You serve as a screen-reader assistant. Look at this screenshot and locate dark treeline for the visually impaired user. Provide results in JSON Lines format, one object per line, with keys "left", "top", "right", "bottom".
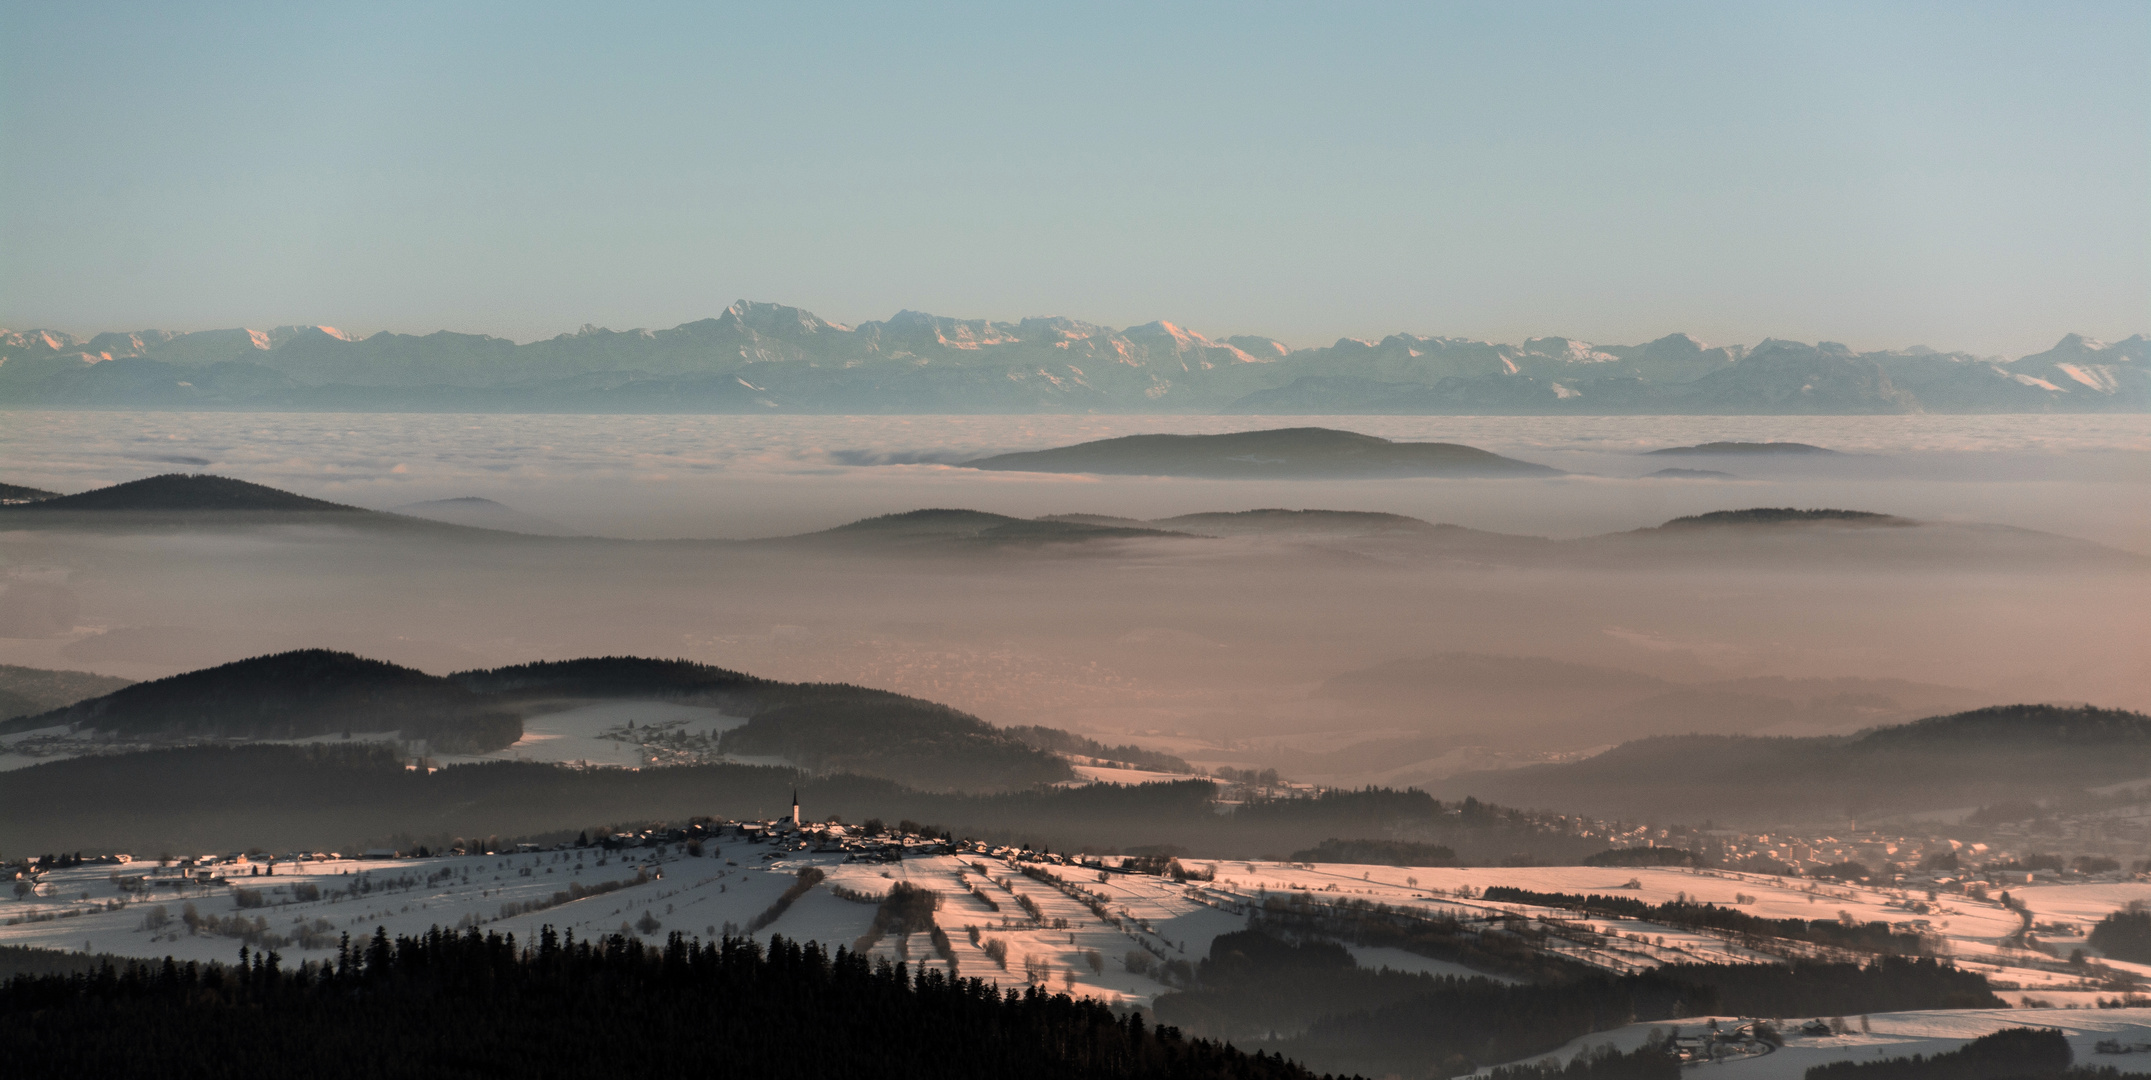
{"left": 1287, "top": 838, "right": 1458, "bottom": 866}
{"left": 1252, "top": 892, "right": 1602, "bottom": 982}
{"left": 1488, "top": 1044, "right": 1679, "bottom": 1080}
{"left": 0, "top": 944, "right": 134, "bottom": 981}
{"left": 1002, "top": 724, "right": 1194, "bottom": 773}
{"left": 1480, "top": 888, "right": 1935, "bottom": 955}
{"left": 465, "top": 656, "right": 1077, "bottom": 789}
{"left": 719, "top": 698, "right": 1072, "bottom": 791}
{"left": 1582, "top": 848, "right": 1696, "bottom": 867}
{"left": 1804, "top": 1028, "right": 2119, "bottom": 1080}
{"left": 0, "top": 928, "right": 1343, "bottom": 1080}
{"left": 1157, "top": 930, "right": 1999, "bottom": 1080}
{"left": 0, "top": 744, "right": 1598, "bottom": 864}
{"left": 2086, "top": 910, "right": 2151, "bottom": 964}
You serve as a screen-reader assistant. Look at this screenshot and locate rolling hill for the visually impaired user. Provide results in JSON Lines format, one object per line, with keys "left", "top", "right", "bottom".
{"left": 9, "top": 652, "right": 1080, "bottom": 792}
{"left": 3, "top": 650, "right": 521, "bottom": 754}
{"left": 1442, "top": 704, "right": 2151, "bottom": 825}
{"left": 1646, "top": 441, "right": 1838, "bottom": 456}
{"left": 960, "top": 428, "right": 1562, "bottom": 478}
{"left": 3, "top": 473, "right": 362, "bottom": 512}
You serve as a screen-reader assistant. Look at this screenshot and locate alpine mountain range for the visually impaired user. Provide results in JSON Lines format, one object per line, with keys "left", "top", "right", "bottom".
{"left": 1, "top": 300, "right": 2143, "bottom": 414}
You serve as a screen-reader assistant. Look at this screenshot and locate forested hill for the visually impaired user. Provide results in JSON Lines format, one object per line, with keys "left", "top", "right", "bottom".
{"left": 1445, "top": 704, "right": 2151, "bottom": 824}
{"left": 1, "top": 473, "right": 362, "bottom": 512}
{"left": 3, "top": 652, "right": 1076, "bottom": 793}
{"left": 2, "top": 650, "right": 519, "bottom": 754}
{"left": 0, "top": 930, "right": 1337, "bottom": 1080}
{"left": 452, "top": 656, "right": 1078, "bottom": 791}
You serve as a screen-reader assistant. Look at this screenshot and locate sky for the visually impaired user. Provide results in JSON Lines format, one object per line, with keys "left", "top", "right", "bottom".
{"left": 2, "top": 1, "right": 2145, "bottom": 355}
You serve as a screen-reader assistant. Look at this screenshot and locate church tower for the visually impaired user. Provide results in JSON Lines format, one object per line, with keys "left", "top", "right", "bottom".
{"left": 790, "top": 789, "right": 800, "bottom": 828}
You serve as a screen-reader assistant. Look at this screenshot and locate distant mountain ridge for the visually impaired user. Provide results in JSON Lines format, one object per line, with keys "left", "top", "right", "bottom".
{"left": 2, "top": 302, "right": 2141, "bottom": 413}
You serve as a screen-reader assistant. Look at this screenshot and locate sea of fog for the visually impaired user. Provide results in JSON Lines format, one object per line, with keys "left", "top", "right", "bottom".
{"left": 4, "top": 412, "right": 2148, "bottom": 551}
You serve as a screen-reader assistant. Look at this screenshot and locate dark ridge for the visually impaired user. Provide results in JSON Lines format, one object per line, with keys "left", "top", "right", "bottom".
{"left": 719, "top": 698, "right": 1074, "bottom": 792}
{"left": 1148, "top": 509, "right": 1443, "bottom": 535}
{"left": 448, "top": 656, "right": 765, "bottom": 699}
{"left": 819, "top": 508, "right": 1024, "bottom": 536}
{"left": 961, "top": 428, "right": 1562, "bottom": 479}
{"left": 1036, "top": 513, "right": 1154, "bottom": 528}
{"left": 1852, "top": 703, "right": 2151, "bottom": 750}
{"left": 1645, "top": 441, "right": 1838, "bottom": 456}
{"left": 461, "top": 656, "right": 1078, "bottom": 791}
{"left": 406, "top": 496, "right": 508, "bottom": 508}
{"left": 794, "top": 508, "right": 1186, "bottom": 545}
{"left": 1806, "top": 1027, "right": 2072, "bottom": 1080}
{"left": 1, "top": 473, "right": 362, "bottom": 512}
{"left": 1643, "top": 468, "right": 1735, "bottom": 479}
{"left": 0, "top": 944, "right": 138, "bottom": 980}
{"left": 1657, "top": 508, "right": 1910, "bottom": 528}
{"left": 2, "top": 649, "right": 519, "bottom": 753}
{"left": 975, "top": 519, "right": 1184, "bottom": 541}
{"left": 1444, "top": 703, "right": 2151, "bottom": 824}
{"left": 1287, "top": 837, "right": 1457, "bottom": 866}
{"left": 0, "top": 481, "right": 58, "bottom": 503}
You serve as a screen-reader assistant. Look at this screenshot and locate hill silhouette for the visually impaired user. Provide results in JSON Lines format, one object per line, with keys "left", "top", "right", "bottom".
{"left": 3, "top": 473, "right": 361, "bottom": 512}
{"left": 4, "top": 649, "right": 519, "bottom": 753}
{"left": 786, "top": 508, "right": 1186, "bottom": 547}
{"left": 0, "top": 481, "right": 57, "bottom": 503}
{"left": 1445, "top": 703, "right": 2151, "bottom": 825}
{"left": 1149, "top": 509, "right": 1452, "bottom": 536}
{"left": 1655, "top": 508, "right": 1910, "bottom": 528}
{"left": 1646, "top": 441, "right": 1837, "bottom": 455}
{"left": 0, "top": 664, "right": 132, "bottom": 722}
{"left": 962, "top": 428, "right": 1561, "bottom": 479}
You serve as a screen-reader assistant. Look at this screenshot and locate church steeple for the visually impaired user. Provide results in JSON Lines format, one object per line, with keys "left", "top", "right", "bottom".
{"left": 790, "top": 789, "right": 800, "bottom": 827}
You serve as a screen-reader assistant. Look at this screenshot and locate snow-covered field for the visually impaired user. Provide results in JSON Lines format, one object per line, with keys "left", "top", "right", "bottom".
{"left": 440, "top": 700, "right": 746, "bottom": 768}
{"left": 1493, "top": 1009, "right": 2151, "bottom": 1080}
{"left": 10, "top": 847, "right": 2151, "bottom": 1071}
{"left": 0, "top": 699, "right": 753, "bottom": 773}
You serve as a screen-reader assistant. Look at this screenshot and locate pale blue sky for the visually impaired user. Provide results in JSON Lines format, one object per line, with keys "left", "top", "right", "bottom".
{"left": 3, "top": 1, "right": 2144, "bottom": 354}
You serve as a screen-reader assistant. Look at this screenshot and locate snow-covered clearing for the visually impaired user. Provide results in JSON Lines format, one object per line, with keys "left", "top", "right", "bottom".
{"left": 438, "top": 700, "right": 745, "bottom": 768}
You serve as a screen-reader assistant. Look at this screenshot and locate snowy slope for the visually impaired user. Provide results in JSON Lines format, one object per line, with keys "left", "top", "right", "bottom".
{"left": 10, "top": 847, "right": 2151, "bottom": 1017}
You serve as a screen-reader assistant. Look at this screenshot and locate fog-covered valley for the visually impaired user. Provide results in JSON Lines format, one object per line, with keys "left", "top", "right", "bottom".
{"left": 2, "top": 413, "right": 2145, "bottom": 803}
